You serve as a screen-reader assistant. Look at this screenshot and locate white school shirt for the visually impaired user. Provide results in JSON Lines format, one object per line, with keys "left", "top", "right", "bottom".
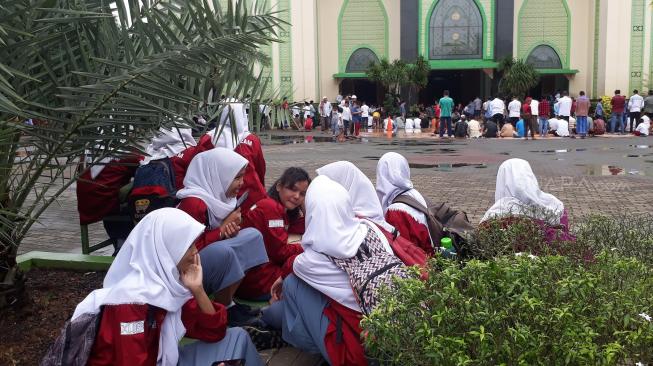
{"left": 508, "top": 100, "right": 521, "bottom": 118}
{"left": 530, "top": 99, "right": 539, "bottom": 116}
{"left": 361, "top": 104, "right": 369, "bottom": 118}
{"left": 490, "top": 98, "right": 505, "bottom": 116}
{"left": 341, "top": 106, "right": 352, "bottom": 121}
{"left": 558, "top": 96, "right": 572, "bottom": 117}
{"left": 629, "top": 94, "right": 644, "bottom": 112}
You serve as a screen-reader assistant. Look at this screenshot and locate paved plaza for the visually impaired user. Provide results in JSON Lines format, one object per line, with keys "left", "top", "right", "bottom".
{"left": 20, "top": 131, "right": 653, "bottom": 255}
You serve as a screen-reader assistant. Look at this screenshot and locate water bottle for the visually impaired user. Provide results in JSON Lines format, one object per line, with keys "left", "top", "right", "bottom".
{"left": 439, "top": 237, "right": 457, "bottom": 259}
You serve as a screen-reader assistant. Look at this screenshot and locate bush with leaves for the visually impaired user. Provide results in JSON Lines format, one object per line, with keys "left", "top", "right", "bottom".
{"left": 574, "top": 214, "right": 653, "bottom": 267}
{"left": 600, "top": 95, "right": 613, "bottom": 119}
{"left": 363, "top": 254, "right": 653, "bottom": 365}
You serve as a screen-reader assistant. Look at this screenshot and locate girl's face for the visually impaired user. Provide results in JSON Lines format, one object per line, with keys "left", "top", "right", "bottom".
{"left": 177, "top": 244, "right": 198, "bottom": 274}
{"left": 276, "top": 180, "right": 309, "bottom": 211}
{"left": 226, "top": 166, "right": 247, "bottom": 198}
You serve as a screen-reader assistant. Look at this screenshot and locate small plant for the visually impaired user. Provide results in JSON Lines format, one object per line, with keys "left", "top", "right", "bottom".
{"left": 363, "top": 254, "right": 653, "bottom": 365}
{"left": 601, "top": 95, "right": 613, "bottom": 119}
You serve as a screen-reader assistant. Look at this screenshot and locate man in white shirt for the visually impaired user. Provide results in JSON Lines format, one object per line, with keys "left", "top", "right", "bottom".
{"left": 341, "top": 104, "right": 352, "bottom": 137}
{"left": 468, "top": 118, "right": 482, "bottom": 138}
{"left": 555, "top": 118, "right": 570, "bottom": 137}
{"left": 361, "top": 101, "right": 370, "bottom": 127}
{"left": 557, "top": 91, "right": 572, "bottom": 121}
{"left": 489, "top": 97, "right": 506, "bottom": 126}
{"left": 628, "top": 89, "right": 644, "bottom": 133}
{"left": 508, "top": 96, "right": 521, "bottom": 127}
{"left": 548, "top": 117, "right": 559, "bottom": 134}
{"left": 320, "top": 96, "right": 332, "bottom": 132}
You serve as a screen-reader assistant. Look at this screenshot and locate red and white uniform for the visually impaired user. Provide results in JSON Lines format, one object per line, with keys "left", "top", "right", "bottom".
{"left": 385, "top": 202, "right": 432, "bottom": 256}
{"left": 376, "top": 152, "right": 434, "bottom": 256}
{"left": 76, "top": 155, "right": 140, "bottom": 225}
{"left": 88, "top": 299, "right": 226, "bottom": 366}
{"left": 200, "top": 101, "right": 267, "bottom": 213}
{"left": 239, "top": 197, "right": 304, "bottom": 299}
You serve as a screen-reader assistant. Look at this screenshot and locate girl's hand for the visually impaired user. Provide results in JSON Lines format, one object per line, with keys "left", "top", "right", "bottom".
{"left": 269, "top": 276, "right": 284, "bottom": 304}
{"left": 220, "top": 221, "right": 240, "bottom": 239}
{"left": 181, "top": 253, "right": 203, "bottom": 293}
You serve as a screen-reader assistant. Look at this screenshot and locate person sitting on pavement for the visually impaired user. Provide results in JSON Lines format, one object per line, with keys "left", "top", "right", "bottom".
{"left": 454, "top": 115, "right": 469, "bottom": 138}
{"left": 481, "top": 159, "right": 575, "bottom": 245}
{"left": 500, "top": 122, "right": 517, "bottom": 138}
{"left": 239, "top": 167, "right": 310, "bottom": 301}
{"left": 467, "top": 116, "right": 482, "bottom": 138}
{"left": 65, "top": 208, "right": 263, "bottom": 366}
{"left": 483, "top": 119, "right": 499, "bottom": 138}
{"left": 554, "top": 117, "right": 570, "bottom": 137}
{"left": 176, "top": 148, "right": 269, "bottom": 327}
{"left": 404, "top": 116, "right": 415, "bottom": 133}
{"left": 376, "top": 152, "right": 434, "bottom": 256}
{"left": 635, "top": 115, "right": 651, "bottom": 136}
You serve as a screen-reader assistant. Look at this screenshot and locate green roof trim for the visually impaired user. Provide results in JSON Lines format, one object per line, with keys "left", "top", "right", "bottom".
{"left": 333, "top": 72, "right": 368, "bottom": 79}
{"left": 536, "top": 68, "right": 579, "bottom": 75}
{"left": 428, "top": 60, "right": 498, "bottom": 70}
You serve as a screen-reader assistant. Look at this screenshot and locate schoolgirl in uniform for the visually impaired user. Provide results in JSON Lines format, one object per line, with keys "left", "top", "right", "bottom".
{"left": 176, "top": 148, "right": 269, "bottom": 325}
{"left": 71, "top": 208, "right": 262, "bottom": 366}
{"left": 376, "top": 152, "right": 434, "bottom": 255}
{"left": 266, "top": 176, "right": 401, "bottom": 365}
{"left": 199, "top": 102, "right": 267, "bottom": 212}
{"left": 238, "top": 167, "right": 310, "bottom": 300}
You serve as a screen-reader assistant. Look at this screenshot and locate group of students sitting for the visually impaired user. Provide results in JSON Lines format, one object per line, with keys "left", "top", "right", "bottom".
{"left": 59, "top": 106, "right": 574, "bottom": 364}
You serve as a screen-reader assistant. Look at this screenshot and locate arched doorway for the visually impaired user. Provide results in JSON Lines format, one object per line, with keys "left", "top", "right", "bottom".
{"left": 339, "top": 48, "right": 383, "bottom": 105}
{"left": 527, "top": 45, "right": 568, "bottom": 99}
{"left": 429, "top": 0, "right": 483, "bottom": 60}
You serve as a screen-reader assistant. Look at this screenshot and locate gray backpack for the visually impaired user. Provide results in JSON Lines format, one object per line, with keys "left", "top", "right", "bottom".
{"left": 40, "top": 309, "right": 103, "bottom": 366}
{"left": 329, "top": 225, "right": 408, "bottom": 315}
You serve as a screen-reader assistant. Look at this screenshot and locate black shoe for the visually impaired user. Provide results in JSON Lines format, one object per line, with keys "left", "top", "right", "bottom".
{"left": 228, "top": 303, "right": 264, "bottom": 327}
{"left": 233, "top": 302, "right": 260, "bottom": 316}
{"left": 243, "top": 325, "right": 288, "bottom": 350}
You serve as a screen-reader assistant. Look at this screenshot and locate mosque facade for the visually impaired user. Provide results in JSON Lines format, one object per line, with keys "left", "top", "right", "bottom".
{"left": 232, "top": 0, "right": 653, "bottom": 103}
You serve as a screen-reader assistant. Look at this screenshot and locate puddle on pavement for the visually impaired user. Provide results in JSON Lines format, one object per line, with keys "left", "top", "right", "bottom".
{"left": 631, "top": 145, "right": 651, "bottom": 149}
{"left": 530, "top": 148, "right": 587, "bottom": 153}
{"left": 408, "top": 162, "right": 488, "bottom": 170}
{"left": 580, "top": 164, "right": 652, "bottom": 176}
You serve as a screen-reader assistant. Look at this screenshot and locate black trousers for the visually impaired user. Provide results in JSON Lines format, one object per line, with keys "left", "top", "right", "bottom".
{"left": 629, "top": 111, "right": 641, "bottom": 132}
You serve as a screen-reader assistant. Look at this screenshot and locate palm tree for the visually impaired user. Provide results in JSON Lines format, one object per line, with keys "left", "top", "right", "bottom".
{"left": 0, "top": 0, "right": 282, "bottom": 305}
{"left": 497, "top": 57, "right": 540, "bottom": 99}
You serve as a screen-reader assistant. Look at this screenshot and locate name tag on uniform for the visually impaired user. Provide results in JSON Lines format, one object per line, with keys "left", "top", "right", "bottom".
{"left": 120, "top": 320, "right": 145, "bottom": 335}
{"left": 268, "top": 219, "right": 284, "bottom": 228}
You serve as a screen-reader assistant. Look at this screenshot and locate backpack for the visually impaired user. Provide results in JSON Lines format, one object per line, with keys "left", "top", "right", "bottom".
{"left": 128, "top": 158, "right": 178, "bottom": 224}
{"left": 392, "top": 193, "right": 475, "bottom": 256}
{"left": 329, "top": 225, "right": 408, "bottom": 315}
{"left": 40, "top": 309, "right": 104, "bottom": 366}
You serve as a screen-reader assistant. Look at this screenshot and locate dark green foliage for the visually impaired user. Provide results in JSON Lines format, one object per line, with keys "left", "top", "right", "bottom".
{"left": 363, "top": 254, "right": 653, "bottom": 365}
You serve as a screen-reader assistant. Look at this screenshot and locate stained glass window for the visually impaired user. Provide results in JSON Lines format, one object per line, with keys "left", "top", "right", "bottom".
{"left": 345, "top": 48, "right": 380, "bottom": 73}
{"left": 429, "top": 0, "right": 482, "bottom": 60}
{"left": 526, "top": 45, "right": 563, "bottom": 69}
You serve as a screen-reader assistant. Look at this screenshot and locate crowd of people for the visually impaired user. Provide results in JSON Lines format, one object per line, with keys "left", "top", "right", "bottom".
{"left": 278, "top": 88, "right": 653, "bottom": 140}
{"left": 59, "top": 99, "right": 576, "bottom": 365}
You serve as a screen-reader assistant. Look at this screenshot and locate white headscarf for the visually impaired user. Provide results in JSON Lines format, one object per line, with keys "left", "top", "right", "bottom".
{"left": 142, "top": 127, "right": 197, "bottom": 165}
{"left": 207, "top": 102, "right": 250, "bottom": 150}
{"left": 316, "top": 161, "right": 395, "bottom": 233}
{"left": 481, "top": 158, "right": 564, "bottom": 224}
{"left": 376, "top": 152, "right": 427, "bottom": 212}
{"left": 176, "top": 148, "right": 248, "bottom": 228}
{"left": 294, "top": 176, "right": 391, "bottom": 311}
{"left": 72, "top": 208, "right": 204, "bottom": 366}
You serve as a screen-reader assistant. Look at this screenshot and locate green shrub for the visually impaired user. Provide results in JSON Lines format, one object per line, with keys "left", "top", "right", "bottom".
{"left": 600, "top": 96, "right": 612, "bottom": 118}
{"left": 575, "top": 214, "right": 653, "bottom": 267}
{"left": 363, "top": 254, "right": 653, "bottom": 365}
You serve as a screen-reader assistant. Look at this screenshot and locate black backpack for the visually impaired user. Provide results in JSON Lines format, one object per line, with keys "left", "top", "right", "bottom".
{"left": 128, "top": 158, "right": 178, "bottom": 224}
{"left": 392, "top": 193, "right": 475, "bottom": 256}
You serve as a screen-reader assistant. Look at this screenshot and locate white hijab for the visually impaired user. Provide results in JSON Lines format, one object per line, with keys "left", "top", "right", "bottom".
{"left": 72, "top": 208, "right": 204, "bottom": 366}
{"left": 481, "top": 158, "right": 564, "bottom": 224}
{"left": 376, "top": 152, "right": 427, "bottom": 212}
{"left": 316, "top": 161, "right": 395, "bottom": 233}
{"left": 142, "top": 127, "right": 197, "bottom": 165}
{"left": 207, "top": 102, "right": 250, "bottom": 150}
{"left": 176, "top": 148, "right": 248, "bottom": 228}
{"left": 294, "top": 176, "right": 391, "bottom": 311}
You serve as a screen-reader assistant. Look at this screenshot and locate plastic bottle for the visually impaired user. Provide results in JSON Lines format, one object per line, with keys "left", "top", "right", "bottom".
{"left": 440, "top": 237, "right": 457, "bottom": 259}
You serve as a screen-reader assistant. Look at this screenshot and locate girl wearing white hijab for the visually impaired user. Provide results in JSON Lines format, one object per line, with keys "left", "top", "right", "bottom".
{"left": 480, "top": 158, "right": 575, "bottom": 243}
{"left": 481, "top": 158, "right": 566, "bottom": 225}
{"left": 200, "top": 102, "right": 267, "bottom": 213}
{"left": 70, "top": 208, "right": 262, "bottom": 366}
{"left": 176, "top": 148, "right": 269, "bottom": 326}
{"left": 263, "top": 176, "right": 396, "bottom": 366}
{"left": 376, "top": 152, "right": 434, "bottom": 255}
{"left": 316, "top": 161, "right": 394, "bottom": 233}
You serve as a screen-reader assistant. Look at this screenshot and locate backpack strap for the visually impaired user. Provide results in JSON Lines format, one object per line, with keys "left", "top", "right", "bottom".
{"left": 392, "top": 191, "right": 429, "bottom": 216}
